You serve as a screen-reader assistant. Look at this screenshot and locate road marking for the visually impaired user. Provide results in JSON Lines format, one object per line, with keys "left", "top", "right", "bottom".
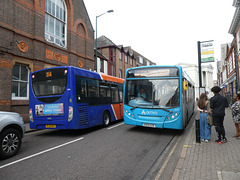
{"left": 217, "top": 171, "right": 223, "bottom": 180}
{"left": 107, "top": 122, "right": 124, "bottom": 130}
{"left": 154, "top": 135, "right": 182, "bottom": 180}
{"left": 0, "top": 137, "right": 84, "bottom": 169}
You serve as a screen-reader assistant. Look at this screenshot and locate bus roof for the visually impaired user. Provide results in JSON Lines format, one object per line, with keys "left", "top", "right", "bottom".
{"left": 31, "top": 66, "right": 124, "bottom": 84}
{"left": 125, "top": 65, "right": 194, "bottom": 86}
{"left": 100, "top": 73, "right": 124, "bottom": 84}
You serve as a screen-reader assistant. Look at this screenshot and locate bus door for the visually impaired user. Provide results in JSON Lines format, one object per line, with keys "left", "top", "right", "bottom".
{"left": 111, "top": 84, "right": 122, "bottom": 120}
{"left": 119, "top": 84, "right": 124, "bottom": 119}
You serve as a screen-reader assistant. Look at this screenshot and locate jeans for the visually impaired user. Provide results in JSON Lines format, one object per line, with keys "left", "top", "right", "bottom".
{"left": 199, "top": 113, "right": 211, "bottom": 140}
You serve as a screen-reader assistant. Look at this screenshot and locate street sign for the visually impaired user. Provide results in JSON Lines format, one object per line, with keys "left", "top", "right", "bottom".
{"left": 200, "top": 40, "right": 214, "bottom": 63}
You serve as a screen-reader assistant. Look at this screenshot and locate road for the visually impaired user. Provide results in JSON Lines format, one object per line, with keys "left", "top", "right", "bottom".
{"left": 0, "top": 120, "right": 188, "bottom": 180}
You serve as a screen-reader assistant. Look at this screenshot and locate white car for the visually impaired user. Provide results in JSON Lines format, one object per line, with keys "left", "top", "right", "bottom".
{"left": 0, "top": 111, "right": 25, "bottom": 159}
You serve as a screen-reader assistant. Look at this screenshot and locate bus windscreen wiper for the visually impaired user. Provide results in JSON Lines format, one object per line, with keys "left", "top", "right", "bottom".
{"left": 131, "top": 105, "right": 172, "bottom": 112}
{"left": 130, "top": 106, "right": 139, "bottom": 110}
{"left": 153, "top": 107, "right": 173, "bottom": 113}
{"left": 159, "top": 108, "right": 172, "bottom": 113}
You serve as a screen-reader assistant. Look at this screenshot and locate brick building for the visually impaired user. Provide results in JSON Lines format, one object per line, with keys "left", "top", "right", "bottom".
{"left": 217, "top": 0, "right": 240, "bottom": 103}
{"left": 0, "top": 0, "right": 94, "bottom": 122}
{"left": 97, "top": 36, "right": 156, "bottom": 78}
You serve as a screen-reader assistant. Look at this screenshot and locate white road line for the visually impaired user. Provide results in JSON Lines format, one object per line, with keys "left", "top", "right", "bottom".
{"left": 217, "top": 171, "right": 223, "bottom": 180}
{"left": 0, "top": 137, "right": 84, "bottom": 169}
{"left": 107, "top": 122, "right": 124, "bottom": 130}
{"left": 155, "top": 135, "right": 182, "bottom": 180}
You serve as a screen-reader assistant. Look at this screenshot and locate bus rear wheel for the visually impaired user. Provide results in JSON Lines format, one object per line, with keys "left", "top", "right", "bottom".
{"left": 103, "top": 111, "right": 111, "bottom": 127}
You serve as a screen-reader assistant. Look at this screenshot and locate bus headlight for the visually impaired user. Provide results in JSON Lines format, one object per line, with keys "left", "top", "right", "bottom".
{"left": 68, "top": 106, "right": 73, "bottom": 121}
{"left": 168, "top": 113, "right": 178, "bottom": 120}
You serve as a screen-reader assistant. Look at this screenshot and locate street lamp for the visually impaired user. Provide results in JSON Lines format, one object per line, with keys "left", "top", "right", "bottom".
{"left": 95, "top": 10, "right": 114, "bottom": 72}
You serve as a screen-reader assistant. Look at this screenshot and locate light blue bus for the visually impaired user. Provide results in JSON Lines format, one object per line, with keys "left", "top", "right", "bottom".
{"left": 123, "top": 65, "right": 195, "bottom": 130}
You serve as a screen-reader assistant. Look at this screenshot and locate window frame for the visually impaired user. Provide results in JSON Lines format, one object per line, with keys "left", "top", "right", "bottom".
{"left": 45, "top": 0, "right": 67, "bottom": 48}
{"left": 12, "top": 64, "right": 30, "bottom": 100}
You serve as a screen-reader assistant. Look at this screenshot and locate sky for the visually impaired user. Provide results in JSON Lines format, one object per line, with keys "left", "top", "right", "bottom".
{"left": 83, "top": 0, "right": 236, "bottom": 79}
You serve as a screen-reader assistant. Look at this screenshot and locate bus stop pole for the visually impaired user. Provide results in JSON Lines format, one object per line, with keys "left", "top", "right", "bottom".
{"left": 195, "top": 118, "right": 200, "bottom": 143}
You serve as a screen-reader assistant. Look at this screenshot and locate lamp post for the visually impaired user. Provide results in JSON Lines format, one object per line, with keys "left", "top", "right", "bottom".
{"left": 95, "top": 10, "right": 114, "bottom": 72}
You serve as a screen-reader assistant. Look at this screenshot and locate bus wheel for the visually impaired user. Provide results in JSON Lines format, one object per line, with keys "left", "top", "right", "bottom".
{"left": 103, "top": 111, "right": 111, "bottom": 127}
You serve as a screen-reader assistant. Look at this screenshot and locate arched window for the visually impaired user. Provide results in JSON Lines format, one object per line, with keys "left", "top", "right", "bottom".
{"left": 45, "top": 0, "right": 67, "bottom": 48}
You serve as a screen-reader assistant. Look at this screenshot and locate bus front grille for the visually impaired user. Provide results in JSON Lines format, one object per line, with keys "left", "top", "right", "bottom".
{"left": 78, "top": 105, "right": 88, "bottom": 125}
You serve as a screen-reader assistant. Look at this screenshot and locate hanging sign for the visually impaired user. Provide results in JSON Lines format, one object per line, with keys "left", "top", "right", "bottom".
{"left": 201, "top": 40, "right": 214, "bottom": 63}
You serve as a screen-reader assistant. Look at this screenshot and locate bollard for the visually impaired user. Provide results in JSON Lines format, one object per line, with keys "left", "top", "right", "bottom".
{"left": 195, "top": 118, "right": 200, "bottom": 143}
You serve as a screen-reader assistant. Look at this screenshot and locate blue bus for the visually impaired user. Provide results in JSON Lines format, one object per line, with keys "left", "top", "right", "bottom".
{"left": 123, "top": 65, "right": 195, "bottom": 130}
{"left": 29, "top": 66, "right": 124, "bottom": 130}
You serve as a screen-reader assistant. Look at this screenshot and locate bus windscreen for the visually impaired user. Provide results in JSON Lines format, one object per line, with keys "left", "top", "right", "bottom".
{"left": 125, "top": 79, "right": 180, "bottom": 108}
{"left": 31, "top": 68, "right": 68, "bottom": 97}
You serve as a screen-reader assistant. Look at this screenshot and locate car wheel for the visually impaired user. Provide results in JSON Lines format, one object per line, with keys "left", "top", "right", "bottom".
{"left": 0, "top": 128, "right": 22, "bottom": 159}
{"left": 103, "top": 111, "right": 111, "bottom": 127}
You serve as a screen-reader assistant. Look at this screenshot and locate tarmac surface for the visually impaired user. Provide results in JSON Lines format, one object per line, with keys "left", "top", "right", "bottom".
{"left": 25, "top": 108, "right": 240, "bottom": 180}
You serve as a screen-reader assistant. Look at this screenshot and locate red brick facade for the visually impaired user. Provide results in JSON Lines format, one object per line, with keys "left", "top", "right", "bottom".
{"left": 0, "top": 0, "right": 94, "bottom": 122}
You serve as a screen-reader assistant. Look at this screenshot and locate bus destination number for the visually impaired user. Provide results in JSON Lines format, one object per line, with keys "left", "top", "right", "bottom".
{"left": 46, "top": 124, "right": 56, "bottom": 128}
{"left": 46, "top": 72, "right": 52, "bottom": 77}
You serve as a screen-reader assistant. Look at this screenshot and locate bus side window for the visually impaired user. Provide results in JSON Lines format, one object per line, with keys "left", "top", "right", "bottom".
{"left": 87, "top": 79, "right": 99, "bottom": 106}
{"left": 88, "top": 79, "right": 99, "bottom": 98}
{"left": 118, "top": 84, "right": 123, "bottom": 103}
{"left": 75, "top": 76, "right": 87, "bottom": 103}
{"left": 111, "top": 85, "right": 119, "bottom": 103}
{"left": 100, "top": 82, "right": 111, "bottom": 104}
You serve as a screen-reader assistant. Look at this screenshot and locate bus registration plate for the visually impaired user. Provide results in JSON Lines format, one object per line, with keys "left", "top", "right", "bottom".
{"left": 143, "top": 123, "right": 155, "bottom": 128}
{"left": 46, "top": 125, "right": 56, "bottom": 128}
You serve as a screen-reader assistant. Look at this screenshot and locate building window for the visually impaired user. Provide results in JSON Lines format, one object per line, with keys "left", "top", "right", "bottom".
{"left": 45, "top": 0, "right": 67, "bottom": 48}
{"left": 12, "top": 64, "right": 29, "bottom": 100}
{"left": 125, "top": 55, "right": 128, "bottom": 63}
{"left": 110, "top": 48, "right": 115, "bottom": 62}
{"left": 119, "top": 51, "right": 122, "bottom": 60}
{"left": 130, "top": 58, "right": 133, "bottom": 65}
{"left": 146, "top": 60, "right": 150, "bottom": 66}
{"left": 119, "top": 69, "right": 122, "bottom": 78}
{"left": 100, "top": 59, "right": 104, "bottom": 73}
{"left": 138, "top": 56, "right": 143, "bottom": 64}
{"left": 110, "top": 65, "right": 115, "bottom": 76}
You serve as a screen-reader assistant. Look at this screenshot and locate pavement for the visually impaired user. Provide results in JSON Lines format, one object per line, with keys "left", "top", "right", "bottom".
{"left": 24, "top": 108, "right": 240, "bottom": 180}
{"left": 171, "top": 108, "right": 240, "bottom": 180}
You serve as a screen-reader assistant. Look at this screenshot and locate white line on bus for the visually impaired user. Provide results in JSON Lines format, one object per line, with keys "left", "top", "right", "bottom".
{"left": 0, "top": 137, "right": 84, "bottom": 169}
{"left": 107, "top": 122, "right": 124, "bottom": 130}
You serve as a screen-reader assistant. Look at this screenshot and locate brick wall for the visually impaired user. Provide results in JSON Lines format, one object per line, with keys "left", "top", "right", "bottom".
{"left": 0, "top": 0, "right": 94, "bottom": 122}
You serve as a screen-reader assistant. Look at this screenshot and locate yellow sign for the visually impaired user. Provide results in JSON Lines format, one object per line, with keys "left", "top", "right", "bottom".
{"left": 201, "top": 50, "right": 214, "bottom": 55}
{"left": 183, "top": 81, "right": 188, "bottom": 90}
{"left": 46, "top": 125, "right": 56, "bottom": 128}
{"left": 201, "top": 41, "right": 214, "bottom": 63}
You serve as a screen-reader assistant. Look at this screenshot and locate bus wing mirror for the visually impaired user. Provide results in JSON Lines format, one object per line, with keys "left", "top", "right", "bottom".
{"left": 183, "top": 81, "right": 188, "bottom": 90}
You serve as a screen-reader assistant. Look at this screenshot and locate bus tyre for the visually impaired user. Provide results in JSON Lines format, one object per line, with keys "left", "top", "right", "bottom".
{"left": 0, "top": 128, "right": 22, "bottom": 159}
{"left": 103, "top": 111, "right": 111, "bottom": 127}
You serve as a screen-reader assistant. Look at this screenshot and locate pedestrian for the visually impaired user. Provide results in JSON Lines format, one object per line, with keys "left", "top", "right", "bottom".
{"left": 210, "top": 86, "right": 229, "bottom": 144}
{"left": 197, "top": 93, "right": 211, "bottom": 142}
{"left": 231, "top": 93, "right": 240, "bottom": 139}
